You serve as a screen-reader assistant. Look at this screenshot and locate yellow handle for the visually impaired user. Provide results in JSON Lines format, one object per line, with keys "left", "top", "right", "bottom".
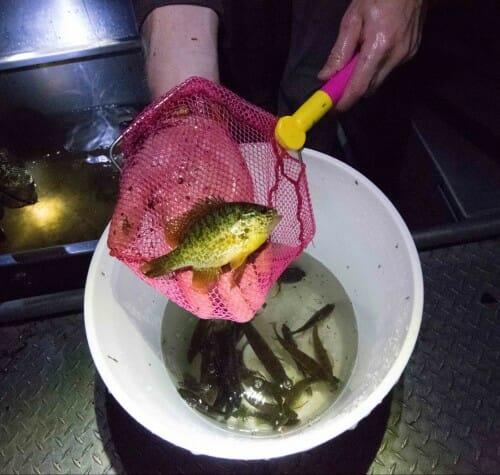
{"left": 275, "top": 90, "right": 333, "bottom": 150}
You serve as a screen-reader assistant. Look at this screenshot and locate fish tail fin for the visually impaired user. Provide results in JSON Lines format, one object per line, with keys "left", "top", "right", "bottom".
{"left": 141, "top": 251, "right": 178, "bottom": 278}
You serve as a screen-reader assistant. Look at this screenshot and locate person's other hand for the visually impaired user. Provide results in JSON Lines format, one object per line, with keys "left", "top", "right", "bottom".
{"left": 318, "top": 0, "right": 427, "bottom": 111}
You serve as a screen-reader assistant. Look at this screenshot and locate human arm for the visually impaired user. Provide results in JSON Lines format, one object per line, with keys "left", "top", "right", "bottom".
{"left": 140, "top": 4, "right": 219, "bottom": 99}
{"left": 318, "top": 0, "right": 427, "bottom": 111}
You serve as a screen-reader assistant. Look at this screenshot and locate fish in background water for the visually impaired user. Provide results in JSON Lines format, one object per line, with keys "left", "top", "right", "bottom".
{"left": 0, "top": 148, "right": 38, "bottom": 209}
{"left": 141, "top": 198, "right": 281, "bottom": 290}
{"left": 0, "top": 148, "right": 38, "bottom": 238}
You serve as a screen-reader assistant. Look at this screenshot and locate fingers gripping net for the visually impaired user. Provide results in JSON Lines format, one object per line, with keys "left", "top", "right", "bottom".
{"left": 108, "top": 77, "right": 315, "bottom": 322}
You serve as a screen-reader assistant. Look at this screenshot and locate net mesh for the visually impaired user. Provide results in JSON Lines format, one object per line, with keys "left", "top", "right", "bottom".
{"left": 108, "top": 77, "right": 315, "bottom": 322}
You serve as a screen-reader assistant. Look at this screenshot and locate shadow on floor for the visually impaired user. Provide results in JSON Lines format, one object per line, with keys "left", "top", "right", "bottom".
{"left": 94, "top": 374, "right": 392, "bottom": 475}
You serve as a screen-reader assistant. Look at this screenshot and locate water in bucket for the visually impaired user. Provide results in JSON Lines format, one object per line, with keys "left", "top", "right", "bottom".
{"left": 161, "top": 252, "right": 358, "bottom": 435}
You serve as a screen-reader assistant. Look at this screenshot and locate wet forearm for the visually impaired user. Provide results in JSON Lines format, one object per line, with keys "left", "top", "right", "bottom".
{"left": 142, "top": 5, "right": 219, "bottom": 99}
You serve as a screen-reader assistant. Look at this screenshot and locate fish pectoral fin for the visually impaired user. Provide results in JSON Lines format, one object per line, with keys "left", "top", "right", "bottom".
{"left": 229, "top": 255, "right": 247, "bottom": 271}
{"left": 229, "top": 255, "right": 248, "bottom": 287}
{"left": 192, "top": 267, "right": 221, "bottom": 293}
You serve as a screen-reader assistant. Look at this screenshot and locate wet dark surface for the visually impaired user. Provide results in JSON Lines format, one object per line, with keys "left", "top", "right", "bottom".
{"left": 0, "top": 151, "right": 119, "bottom": 254}
{"left": 341, "top": 0, "right": 500, "bottom": 232}
{"left": 1, "top": 1, "right": 500, "bottom": 307}
{"left": 1, "top": 239, "right": 499, "bottom": 473}
{"left": 1, "top": 2, "right": 499, "bottom": 473}
{"left": 104, "top": 387, "right": 389, "bottom": 474}
{"left": 0, "top": 105, "right": 138, "bottom": 255}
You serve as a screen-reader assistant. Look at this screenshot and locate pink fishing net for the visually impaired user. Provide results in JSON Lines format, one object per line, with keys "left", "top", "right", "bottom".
{"left": 108, "top": 77, "right": 315, "bottom": 322}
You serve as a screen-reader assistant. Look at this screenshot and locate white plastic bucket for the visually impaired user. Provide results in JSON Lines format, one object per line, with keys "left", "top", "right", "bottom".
{"left": 84, "top": 148, "right": 423, "bottom": 460}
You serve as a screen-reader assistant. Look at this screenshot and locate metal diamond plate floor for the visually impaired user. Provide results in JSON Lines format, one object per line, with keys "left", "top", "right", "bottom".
{"left": 1, "top": 239, "right": 499, "bottom": 474}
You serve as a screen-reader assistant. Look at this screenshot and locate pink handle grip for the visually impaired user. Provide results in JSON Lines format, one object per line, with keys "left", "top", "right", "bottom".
{"left": 320, "top": 53, "right": 359, "bottom": 104}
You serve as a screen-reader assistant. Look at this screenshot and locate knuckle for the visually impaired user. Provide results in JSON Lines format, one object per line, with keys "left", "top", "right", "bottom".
{"left": 372, "top": 32, "right": 391, "bottom": 55}
{"left": 382, "top": 26, "right": 401, "bottom": 46}
{"left": 341, "top": 11, "right": 362, "bottom": 30}
{"left": 328, "top": 47, "right": 343, "bottom": 61}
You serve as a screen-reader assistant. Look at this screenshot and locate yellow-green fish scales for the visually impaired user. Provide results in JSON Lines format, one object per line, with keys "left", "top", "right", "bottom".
{"left": 142, "top": 201, "right": 280, "bottom": 279}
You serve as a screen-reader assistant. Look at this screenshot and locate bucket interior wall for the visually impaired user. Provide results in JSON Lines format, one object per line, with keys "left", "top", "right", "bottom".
{"left": 304, "top": 154, "right": 419, "bottom": 419}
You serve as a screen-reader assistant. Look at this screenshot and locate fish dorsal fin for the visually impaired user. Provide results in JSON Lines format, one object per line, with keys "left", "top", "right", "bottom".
{"left": 164, "top": 196, "right": 225, "bottom": 248}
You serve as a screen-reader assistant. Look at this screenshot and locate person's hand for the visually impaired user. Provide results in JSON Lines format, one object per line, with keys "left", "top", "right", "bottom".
{"left": 142, "top": 5, "right": 219, "bottom": 100}
{"left": 318, "top": 0, "right": 427, "bottom": 111}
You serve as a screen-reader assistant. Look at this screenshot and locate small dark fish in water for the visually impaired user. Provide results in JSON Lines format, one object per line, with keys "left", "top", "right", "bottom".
{"left": 247, "top": 404, "right": 299, "bottom": 429}
{"left": 285, "top": 376, "right": 320, "bottom": 408}
{"left": 273, "top": 324, "right": 328, "bottom": 381}
{"left": 312, "top": 326, "right": 340, "bottom": 387}
{"left": 180, "top": 372, "right": 217, "bottom": 405}
{"left": 178, "top": 387, "right": 226, "bottom": 418}
{"left": 178, "top": 305, "right": 341, "bottom": 432}
{"left": 291, "top": 303, "right": 335, "bottom": 335}
{"left": 187, "top": 319, "right": 210, "bottom": 363}
{"left": 243, "top": 392, "right": 281, "bottom": 416}
{"left": 194, "top": 321, "right": 243, "bottom": 416}
{"left": 281, "top": 323, "right": 297, "bottom": 348}
{"left": 197, "top": 320, "right": 237, "bottom": 384}
{"left": 240, "top": 368, "right": 284, "bottom": 406}
{"left": 211, "top": 327, "right": 243, "bottom": 415}
{"left": 243, "top": 322, "right": 292, "bottom": 391}
{"left": 199, "top": 341, "right": 217, "bottom": 386}
{"left": 278, "top": 266, "right": 306, "bottom": 284}
{"left": 282, "top": 323, "right": 312, "bottom": 378}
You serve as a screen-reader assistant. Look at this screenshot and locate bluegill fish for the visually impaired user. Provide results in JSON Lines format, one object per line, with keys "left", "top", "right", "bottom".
{"left": 290, "top": 303, "right": 335, "bottom": 335}
{"left": 141, "top": 198, "right": 281, "bottom": 289}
